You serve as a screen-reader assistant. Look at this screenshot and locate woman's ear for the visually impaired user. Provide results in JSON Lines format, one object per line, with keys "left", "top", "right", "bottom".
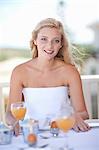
{"left": 34, "top": 40, "right": 37, "bottom": 45}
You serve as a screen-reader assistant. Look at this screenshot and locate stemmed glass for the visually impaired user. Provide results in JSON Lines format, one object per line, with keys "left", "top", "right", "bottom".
{"left": 56, "top": 115, "right": 75, "bottom": 135}
{"left": 11, "top": 102, "right": 26, "bottom": 128}
{"left": 56, "top": 112, "right": 75, "bottom": 149}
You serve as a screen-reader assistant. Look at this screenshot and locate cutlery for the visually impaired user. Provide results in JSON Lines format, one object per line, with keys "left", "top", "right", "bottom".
{"left": 39, "top": 134, "right": 50, "bottom": 139}
{"left": 18, "top": 143, "right": 49, "bottom": 149}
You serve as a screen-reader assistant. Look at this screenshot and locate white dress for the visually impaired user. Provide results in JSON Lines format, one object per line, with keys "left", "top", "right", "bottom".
{"left": 22, "top": 86, "right": 74, "bottom": 121}
{"left": 23, "top": 86, "right": 73, "bottom": 120}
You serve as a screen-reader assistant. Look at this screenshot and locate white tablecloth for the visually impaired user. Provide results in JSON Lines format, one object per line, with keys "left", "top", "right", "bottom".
{"left": 0, "top": 127, "right": 99, "bottom": 150}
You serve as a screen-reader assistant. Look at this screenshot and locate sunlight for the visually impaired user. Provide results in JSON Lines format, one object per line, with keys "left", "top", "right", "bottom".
{"left": 0, "top": 0, "right": 99, "bottom": 48}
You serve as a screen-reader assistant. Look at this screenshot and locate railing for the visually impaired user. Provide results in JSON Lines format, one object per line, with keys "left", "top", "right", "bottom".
{"left": 0, "top": 75, "right": 99, "bottom": 119}
{"left": 81, "top": 75, "right": 99, "bottom": 119}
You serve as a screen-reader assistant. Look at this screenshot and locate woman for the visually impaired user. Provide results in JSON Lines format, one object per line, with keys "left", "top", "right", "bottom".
{"left": 6, "top": 18, "right": 90, "bottom": 135}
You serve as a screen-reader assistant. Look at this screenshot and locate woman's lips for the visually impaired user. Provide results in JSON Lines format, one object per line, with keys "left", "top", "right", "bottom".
{"left": 44, "top": 50, "right": 54, "bottom": 54}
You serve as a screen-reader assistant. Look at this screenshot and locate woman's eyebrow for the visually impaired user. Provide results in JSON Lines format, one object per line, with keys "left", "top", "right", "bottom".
{"left": 40, "top": 35, "right": 47, "bottom": 38}
{"left": 40, "top": 36, "right": 61, "bottom": 39}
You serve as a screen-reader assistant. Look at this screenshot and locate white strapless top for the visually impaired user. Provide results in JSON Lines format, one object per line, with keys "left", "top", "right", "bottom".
{"left": 22, "top": 86, "right": 74, "bottom": 120}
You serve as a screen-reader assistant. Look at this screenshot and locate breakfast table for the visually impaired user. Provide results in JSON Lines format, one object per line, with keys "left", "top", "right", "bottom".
{"left": 0, "top": 126, "right": 99, "bottom": 150}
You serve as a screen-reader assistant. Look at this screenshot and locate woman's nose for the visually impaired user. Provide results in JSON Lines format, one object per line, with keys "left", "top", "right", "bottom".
{"left": 47, "top": 41, "right": 53, "bottom": 49}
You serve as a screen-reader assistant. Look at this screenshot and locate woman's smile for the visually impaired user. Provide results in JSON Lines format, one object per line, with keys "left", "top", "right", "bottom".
{"left": 34, "top": 27, "right": 62, "bottom": 59}
{"left": 44, "top": 49, "right": 54, "bottom": 55}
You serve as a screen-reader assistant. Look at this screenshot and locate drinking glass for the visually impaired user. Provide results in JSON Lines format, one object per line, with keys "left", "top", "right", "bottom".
{"left": 56, "top": 115, "right": 75, "bottom": 133}
{"left": 56, "top": 113, "right": 75, "bottom": 149}
{"left": 11, "top": 102, "right": 26, "bottom": 127}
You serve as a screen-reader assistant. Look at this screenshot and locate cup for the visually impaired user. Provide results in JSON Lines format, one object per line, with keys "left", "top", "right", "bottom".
{"left": 21, "top": 119, "right": 39, "bottom": 143}
{"left": 0, "top": 122, "right": 12, "bottom": 145}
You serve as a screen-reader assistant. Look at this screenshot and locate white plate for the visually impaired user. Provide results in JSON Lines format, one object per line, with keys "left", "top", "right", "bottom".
{"left": 85, "top": 119, "right": 99, "bottom": 127}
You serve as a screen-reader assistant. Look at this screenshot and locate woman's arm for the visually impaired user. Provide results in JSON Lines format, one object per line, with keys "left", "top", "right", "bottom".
{"left": 6, "top": 66, "right": 23, "bottom": 135}
{"left": 67, "top": 66, "right": 90, "bottom": 132}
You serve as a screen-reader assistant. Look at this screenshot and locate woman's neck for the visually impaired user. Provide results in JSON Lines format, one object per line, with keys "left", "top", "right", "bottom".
{"left": 32, "top": 57, "right": 56, "bottom": 72}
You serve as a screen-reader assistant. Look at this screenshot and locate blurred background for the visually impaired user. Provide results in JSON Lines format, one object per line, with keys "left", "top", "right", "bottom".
{"left": 0, "top": 0, "right": 99, "bottom": 118}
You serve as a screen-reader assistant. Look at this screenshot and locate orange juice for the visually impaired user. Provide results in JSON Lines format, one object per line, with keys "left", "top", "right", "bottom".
{"left": 56, "top": 116, "right": 75, "bottom": 132}
{"left": 11, "top": 107, "right": 26, "bottom": 120}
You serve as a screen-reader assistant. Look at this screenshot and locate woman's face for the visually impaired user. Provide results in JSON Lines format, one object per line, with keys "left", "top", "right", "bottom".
{"left": 34, "top": 27, "right": 62, "bottom": 60}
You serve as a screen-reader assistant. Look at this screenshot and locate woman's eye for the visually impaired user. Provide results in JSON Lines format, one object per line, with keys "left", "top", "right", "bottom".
{"left": 41, "top": 38, "right": 47, "bottom": 41}
{"left": 54, "top": 39, "right": 60, "bottom": 43}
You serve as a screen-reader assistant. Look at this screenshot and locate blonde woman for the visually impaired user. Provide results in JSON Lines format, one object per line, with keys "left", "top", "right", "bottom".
{"left": 6, "top": 18, "right": 90, "bottom": 135}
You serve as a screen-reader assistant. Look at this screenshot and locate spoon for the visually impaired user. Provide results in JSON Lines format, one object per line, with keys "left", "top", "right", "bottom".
{"left": 39, "top": 134, "right": 50, "bottom": 139}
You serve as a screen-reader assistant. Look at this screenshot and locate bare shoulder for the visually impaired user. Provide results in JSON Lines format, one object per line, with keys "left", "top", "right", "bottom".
{"left": 54, "top": 60, "right": 80, "bottom": 77}
{"left": 62, "top": 63, "right": 81, "bottom": 82}
{"left": 62, "top": 62, "right": 78, "bottom": 73}
{"left": 65, "top": 64, "right": 79, "bottom": 75}
{"left": 11, "top": 59, "right": 32, "bottom": 76}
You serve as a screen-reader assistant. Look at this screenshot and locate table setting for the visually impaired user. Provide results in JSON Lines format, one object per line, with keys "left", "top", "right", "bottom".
{"left": 0, "top": 116, "right": 99, "bottom": 150}
{"left": 0, "top": 123, "right": 99, "bottom": 150}
{"left": 0, "top": 100, "right": 99, "bottom": 150}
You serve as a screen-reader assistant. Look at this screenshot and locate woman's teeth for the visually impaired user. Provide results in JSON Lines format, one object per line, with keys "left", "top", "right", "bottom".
{"left": 44, "top": 50, "right": 54, "bottom": 54}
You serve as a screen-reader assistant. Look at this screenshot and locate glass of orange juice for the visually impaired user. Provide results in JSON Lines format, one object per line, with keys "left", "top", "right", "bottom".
{"left": 11, "top": 102, "right": 26, "bottom": 127}
{"left": 56, "top": 114, "right": 75, "bottom": 149}
{"left": 55, "top": 108, "right": 75, "bottom": 133}
{"left": 56, "top": 115, "right": 75, "bottom": 133}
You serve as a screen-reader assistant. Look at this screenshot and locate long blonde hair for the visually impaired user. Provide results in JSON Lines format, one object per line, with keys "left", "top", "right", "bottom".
{"left": 30, "top": 18, "right": 74, "bottom": 64}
